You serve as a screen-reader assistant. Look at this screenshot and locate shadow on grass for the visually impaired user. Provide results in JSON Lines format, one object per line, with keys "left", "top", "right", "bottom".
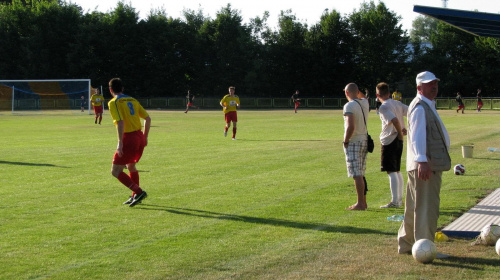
{"left": 138, "top": 205, "right": 393, "bottom": 235}
{"left": 0, "top": 160, "right": 68, "bottom": 168}
{"left": 433, "top": 255, "right": 500, "bottom": 269}
{"left": 471, "top": 157, "right": 500, "bottom": 161}
{"left": 237, "top": 139, "right": 327, "bottom": 142}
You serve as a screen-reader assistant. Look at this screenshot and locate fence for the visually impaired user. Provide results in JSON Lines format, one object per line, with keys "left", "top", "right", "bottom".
{"left": 1, "top": 97, "right": 500, "bottom": 111}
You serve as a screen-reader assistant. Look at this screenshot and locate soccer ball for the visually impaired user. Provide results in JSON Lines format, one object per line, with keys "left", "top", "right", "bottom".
{"left": 479, "top": 224, "right": 500, "bottom": 246}
{"left": 454, "top": 164, "right": 465, "bottom": 175}
{"left": 496, "top": 239, "right": 500, "bottom": 255}
{"left": 412, "top": 239, "right": 437, "bottom": 263}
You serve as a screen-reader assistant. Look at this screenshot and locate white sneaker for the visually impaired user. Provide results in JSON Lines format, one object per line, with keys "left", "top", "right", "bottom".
{"left": 380, "top": 202, "right": 400, "bottom": 208}
{"left": 232, "top": 137, "right": 236, "bottom": 140}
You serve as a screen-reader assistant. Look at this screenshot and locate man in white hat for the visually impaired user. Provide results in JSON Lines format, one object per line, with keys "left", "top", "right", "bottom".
{"left": 397, "top": 71, "right": 451, "bottom": 258}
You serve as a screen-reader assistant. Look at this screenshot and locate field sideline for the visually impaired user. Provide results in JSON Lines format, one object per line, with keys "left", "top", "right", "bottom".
{"left": 1, "top": 109, "right": 499, "bottom": 279}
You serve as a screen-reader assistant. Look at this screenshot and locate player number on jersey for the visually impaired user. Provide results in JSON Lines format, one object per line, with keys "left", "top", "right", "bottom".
{"left": 127, "top": 102, "right": 135, "bottom": 115}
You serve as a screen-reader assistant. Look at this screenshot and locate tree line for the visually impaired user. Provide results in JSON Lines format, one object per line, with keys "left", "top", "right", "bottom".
{"left": 0, "top": 0, "right": 499, "bottom": 98}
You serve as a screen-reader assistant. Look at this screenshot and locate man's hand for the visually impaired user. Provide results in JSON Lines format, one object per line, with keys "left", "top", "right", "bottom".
{"left": 417, "top": 162, "right": 432, "bottom": 181}
{"left": 116, "top": 142, "right": 123, "bottom": 157}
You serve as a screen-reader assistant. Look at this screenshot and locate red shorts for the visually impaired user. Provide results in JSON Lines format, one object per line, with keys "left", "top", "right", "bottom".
{"left": 225, "top": 111, "right": 238, "bottom": 123}
{"left": 94, "top": 105, "right": 103, "bottom": 114}
{"left": 113, "top": 130, "right": 145, "bottom": 165}
{"left": 477, "top": 101, "right": 483, "bottom": 107}
{"left": 458, "top": 105, "right": 465, "bottom": 109}
{"left": 187, "top": 102, "right": 194, "bottom": 106}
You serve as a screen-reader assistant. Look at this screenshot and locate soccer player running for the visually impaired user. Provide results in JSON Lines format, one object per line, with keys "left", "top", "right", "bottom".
{"left": 476, "top": 88, "right": 483, "bottom": 112}
{"left": 108, "top": 78, "right": 151, "bottom": 207}
{"left": 220, "top": 86, "right": 240, "bottom": 140}
{"left": 376, "top": 82, "right": 408, "bottom": 209}
{"left": 91, "top": 88, "right": 104, "bottom": 124}
{"left": 184, "top": 90, "right": 199, "bottom": 113}
{"left": 456, "top": 92, "right": 465, "bottom": 114}
{"left": 291, "top": 90, "right": 301, "bottom": 113}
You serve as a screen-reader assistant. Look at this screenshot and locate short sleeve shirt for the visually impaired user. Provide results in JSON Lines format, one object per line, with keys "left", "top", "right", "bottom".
{"left": 108, "top": 95, "right": 149, "bottom": 133}
{"left": 220, "top": 94, "right": 240, "bottom": 114}
{"left": 343, "top": 99, "right": 369, "bottom": 142}
{"left": 91, "top": 94, "right": 104, "bottom": 106}
{"left": 392, "top": 92, "right": 402, "bottom": 101}
{"left": 379, "top": 99, "right": 408, "bottom": 145}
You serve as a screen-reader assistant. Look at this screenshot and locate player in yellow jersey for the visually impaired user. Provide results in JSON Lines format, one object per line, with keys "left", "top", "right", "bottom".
{"left": 108, "top": 78, "right": 151, "bottom": 207}
{"left": 220, "top": 86, "right": 240, "bottom": 140}
{"left": 392, "top": 89, "right": 402, "bottom": 102}
{"left": 91, "top": 88, "right": 104, "bottom": 124}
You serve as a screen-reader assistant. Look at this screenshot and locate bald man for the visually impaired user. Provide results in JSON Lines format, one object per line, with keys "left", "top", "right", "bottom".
{"left": 342, "top": 83, "right": 369, "bottom": 210}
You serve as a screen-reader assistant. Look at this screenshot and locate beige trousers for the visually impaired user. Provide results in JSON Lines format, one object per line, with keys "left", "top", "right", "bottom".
{"left": 397, "top": 170, "right": 442, "bottom": 253}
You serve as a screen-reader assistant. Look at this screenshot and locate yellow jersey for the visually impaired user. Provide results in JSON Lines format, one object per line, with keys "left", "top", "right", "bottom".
{"left": 392, "top": 91, "right": 402, "bottom": 101}
{"left": 91, "top": 94, "right": 104, "bottom": 107}
{"left": 108, "top": 95, "right": 149, "bottom": 133}
{"left": 220, "top": 94, "right": 240, "bottom": 114}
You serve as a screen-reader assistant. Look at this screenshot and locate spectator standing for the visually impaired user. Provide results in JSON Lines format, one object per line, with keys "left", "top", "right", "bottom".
{"left": 342, "top": 83, "right": 369, "bottom": 211}
{"left": 376, "top": 82, "right": 408, "bottom": 208}
{"left": 397, "top": 71, "right": 451, "bottom": 258}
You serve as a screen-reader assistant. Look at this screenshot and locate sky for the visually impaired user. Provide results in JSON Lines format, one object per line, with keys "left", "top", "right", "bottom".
{"left": 70, "top": 0, "right": 500, "bottom": 32}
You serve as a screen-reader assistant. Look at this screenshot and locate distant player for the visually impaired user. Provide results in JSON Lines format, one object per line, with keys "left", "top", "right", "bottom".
{"left": 80, "top": 96, "right": 86, "bottom": 112}
{"left": 108, "top": 78, "right": 151, "bottom": 207}
{"left": 392, "top": 90, "right": 402, "bottom": 102}
{"left": 184, "top": 90, "right": 199, "bottom": 113}
{"left": 476, "top": 89, "right": 483, "bottom": 112}
{"left": 91, "top": 88, "right": 104, "bottom": 124}
{"left": 220, "top": 86, "right": 240, "bottom": 140}
{"left": 291, "top": 90, "right": 301, "bottom": 113}
{"left": 456, "top": 92, "right": 465, "bottom": 114}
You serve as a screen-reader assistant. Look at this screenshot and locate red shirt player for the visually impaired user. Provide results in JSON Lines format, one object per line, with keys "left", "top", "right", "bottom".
{"left": 291, "top": 90, "right": 301, "bottom": 113}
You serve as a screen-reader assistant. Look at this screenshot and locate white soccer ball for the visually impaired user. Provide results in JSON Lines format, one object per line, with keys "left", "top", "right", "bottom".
{"left": 454, "top": 164, "right": 465, "bottom": 175}
{"left": 412, "top": 239, "right": 437, "bottom": 263}
{"left": 496, "top": 239, "right": 500, "bottom": 256}
{"left": 479, "top": 224, "right": 500, "bottom": 246}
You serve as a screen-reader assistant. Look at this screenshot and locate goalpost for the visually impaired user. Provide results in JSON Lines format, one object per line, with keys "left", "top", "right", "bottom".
{"left": 0, "top": 79, "right": 92, "bottom": 114}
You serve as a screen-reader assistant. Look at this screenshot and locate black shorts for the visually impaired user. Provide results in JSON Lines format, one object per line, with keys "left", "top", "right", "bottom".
{"left": 381, "top": 138, "right": 403, "bottom": 172}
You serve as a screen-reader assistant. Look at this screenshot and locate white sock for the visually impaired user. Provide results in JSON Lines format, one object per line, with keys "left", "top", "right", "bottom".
{"left": 396, "top": 172, "right": 404, "bottom": 205}
{"left": 388, "top": 172, "right": 399, "bottom": 204}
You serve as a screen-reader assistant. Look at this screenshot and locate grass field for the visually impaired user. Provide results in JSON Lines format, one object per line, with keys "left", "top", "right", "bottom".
{"left": 1, "top": 109, "right": 499, "bottom": 279}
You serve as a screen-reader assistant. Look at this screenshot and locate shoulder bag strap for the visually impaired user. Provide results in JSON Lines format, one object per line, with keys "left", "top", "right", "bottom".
{"left": 353, "top": 99, "right": 369, "bottom": 134}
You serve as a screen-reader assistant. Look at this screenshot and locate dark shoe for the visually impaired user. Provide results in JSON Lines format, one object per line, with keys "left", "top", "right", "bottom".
{"left": 123, "top": 196, "right": 134, "bottom": 205}
{"left": 129, "top": 191, "right": 147, "bottom": 207}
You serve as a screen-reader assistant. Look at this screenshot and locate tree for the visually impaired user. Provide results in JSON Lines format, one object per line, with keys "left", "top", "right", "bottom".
{"left": 414, "top": 21, "right": 500, "bottom": 96}
{"left": 0, "top": 0, "right": 83, "bottom": 79}
{"left": 410, "top": 15, "right": 438, "bottom": 43}
{"left": 197, "top": 4, "right": 255, "bottom": 96}
{"left": 262, "top": 10, "right": 311, "bottom": 96}
{"left": 307, "top": 9, "right": 355, "bottom": 96}
{"left": 348, "top": 1, "right": 409, "bottom": 90}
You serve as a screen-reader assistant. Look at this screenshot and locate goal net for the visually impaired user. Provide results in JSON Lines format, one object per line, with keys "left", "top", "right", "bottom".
{"left": 0, "top": 79, "right": 92, "bottom": 113}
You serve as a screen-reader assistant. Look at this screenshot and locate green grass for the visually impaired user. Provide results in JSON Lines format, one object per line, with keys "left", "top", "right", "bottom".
{"left": 1, "top": 109, "right": 499, "bottom": 280}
